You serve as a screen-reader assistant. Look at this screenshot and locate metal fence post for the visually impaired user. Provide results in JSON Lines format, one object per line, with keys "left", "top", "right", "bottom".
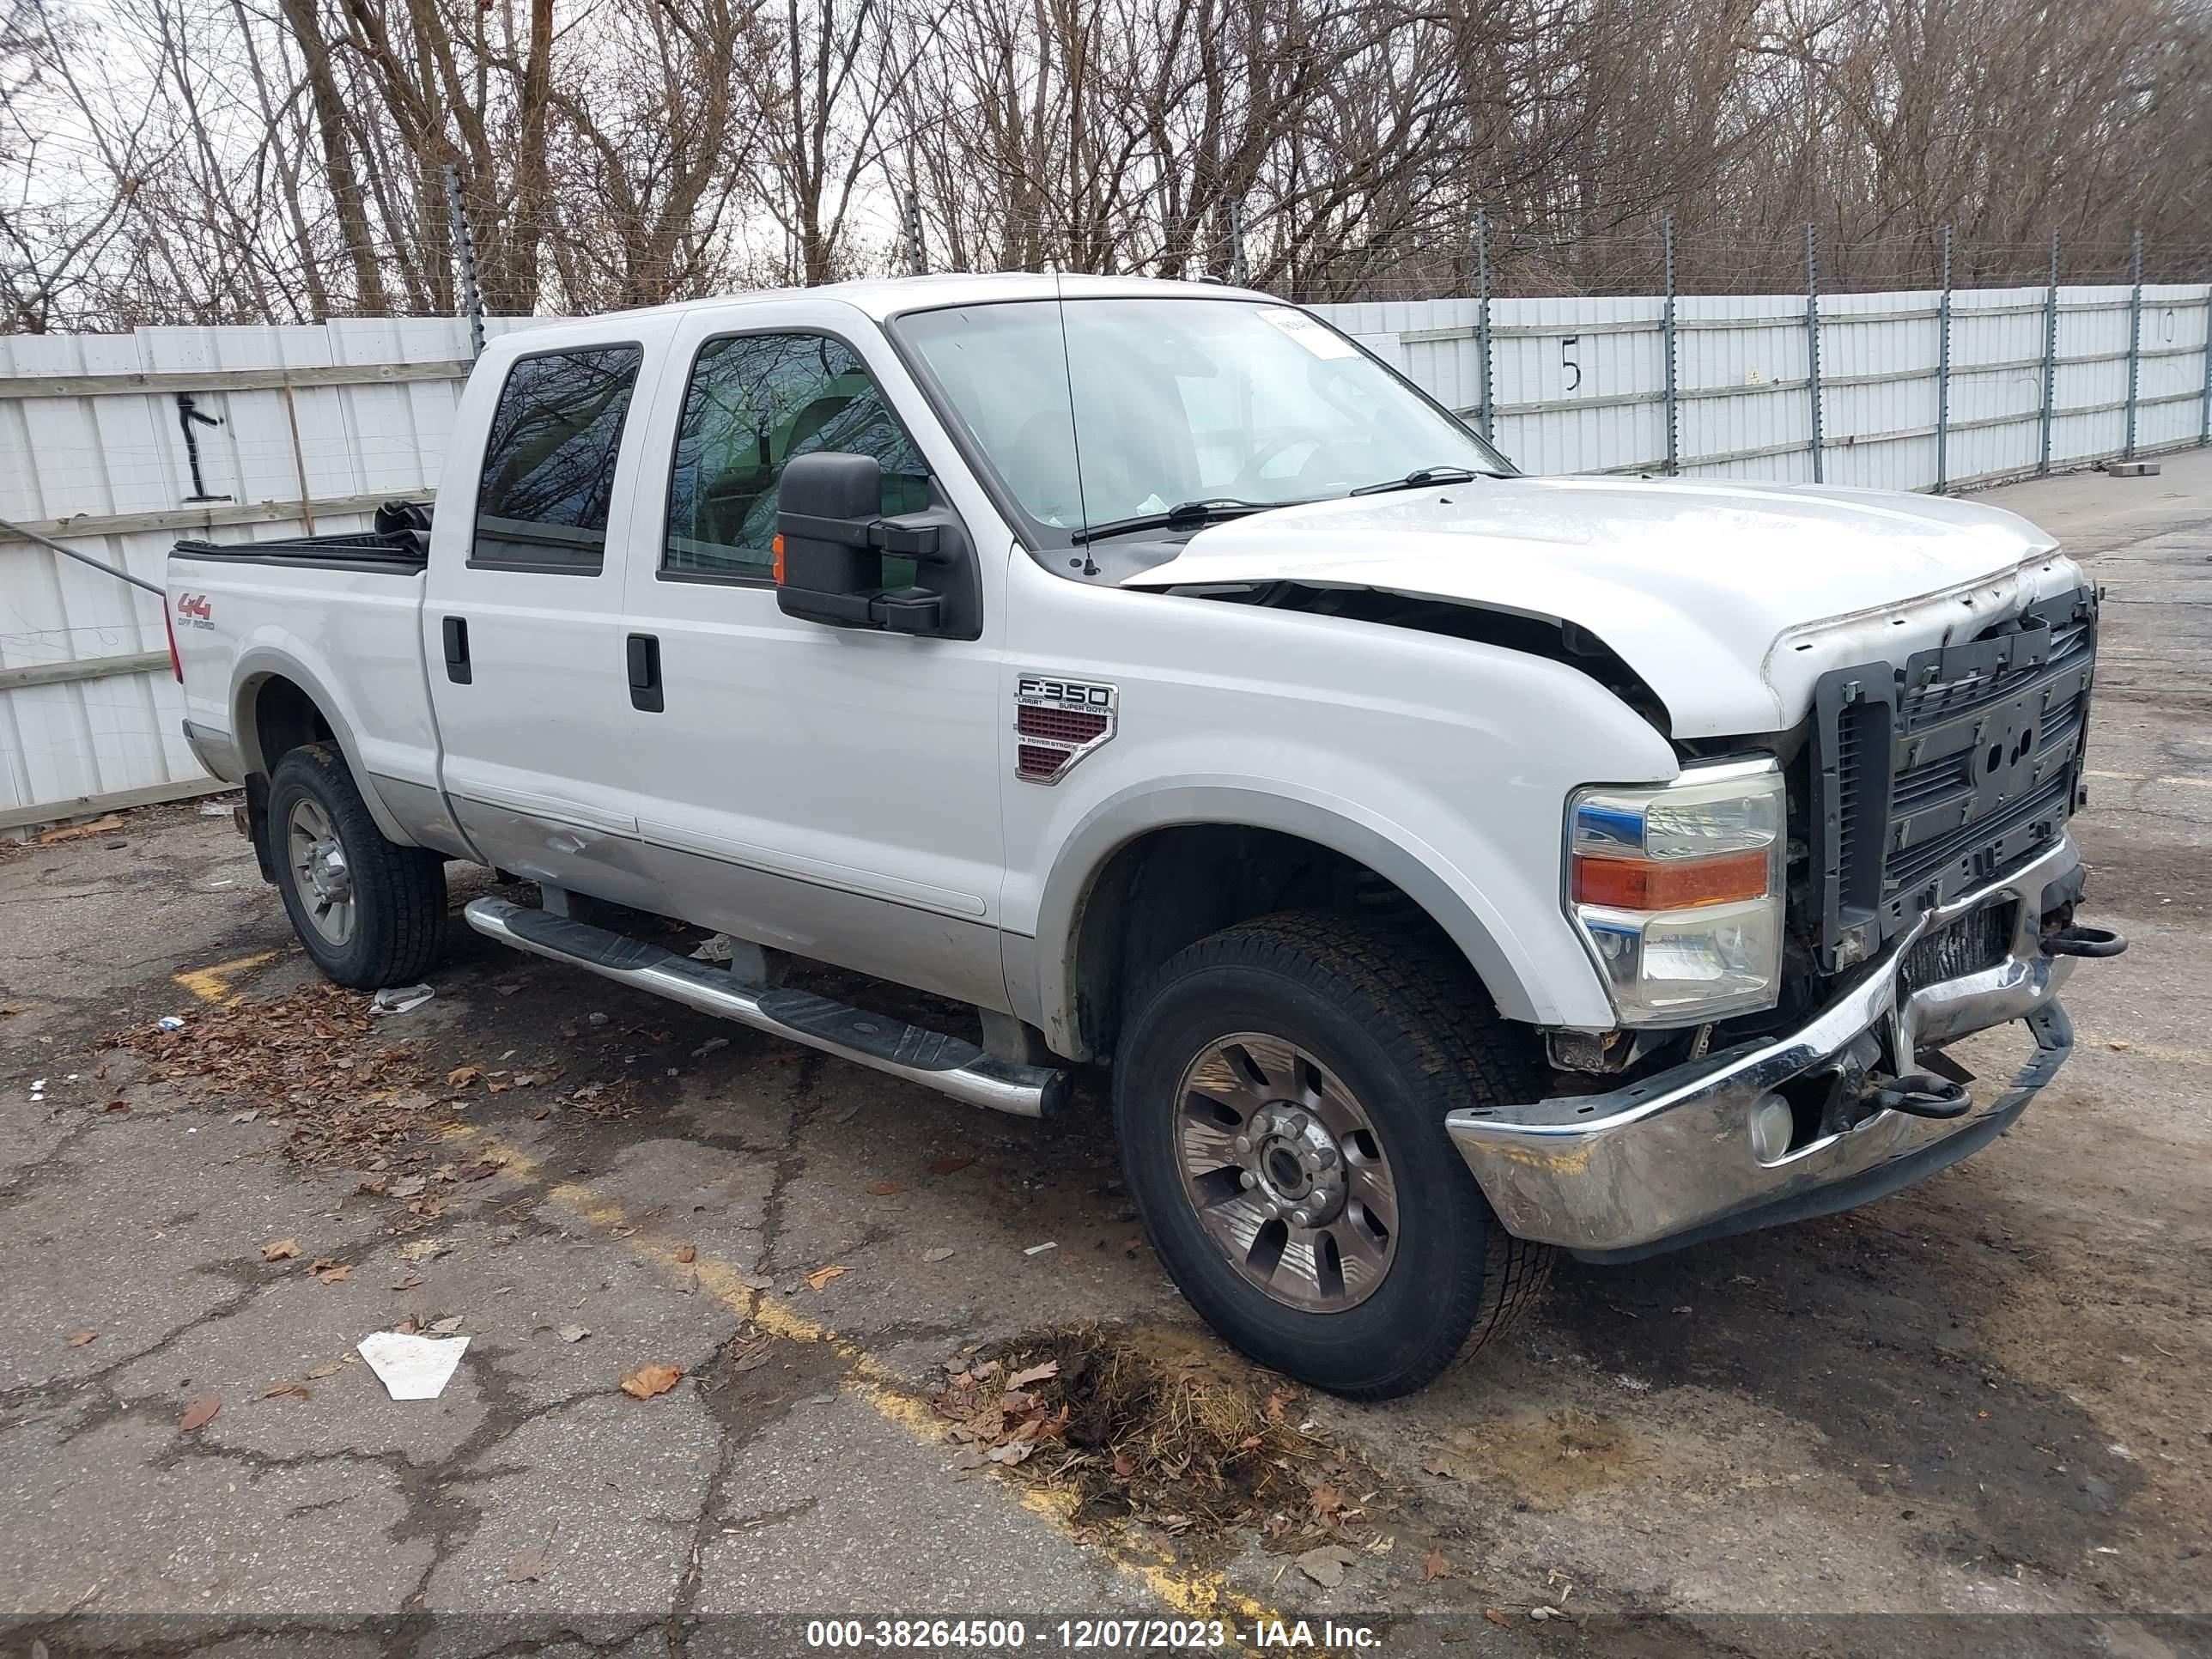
{"left": 1474, "top": 209, "right": 1495, "bottom": 444}
{"left": 1662, "top": 215, "right": 1679, "bottom": 476}
{"left": 2124, "top": 228, "right": 2142, "bottom": 460}
{"left": 1804, "top": 223, "right": 1825, "bottom": 483}
{"left": 441, "top": 162, "right": 485, "bottom": 359}
{"left": 2201, "top": 272, "right": 2211, "bottom": 447}
{"left": 902, "top": 186, "right": 926, "bottom": 277}
{"left": 2039, "top": 232, "right": 2060, "bottom": 477}
{"left": 1935, "top": 226, "right": 1954, "bottom": 494}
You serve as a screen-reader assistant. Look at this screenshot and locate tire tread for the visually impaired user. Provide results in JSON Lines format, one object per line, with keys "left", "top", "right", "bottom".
{"left": 269, "top": 743, "right": 446, "bottom": 989}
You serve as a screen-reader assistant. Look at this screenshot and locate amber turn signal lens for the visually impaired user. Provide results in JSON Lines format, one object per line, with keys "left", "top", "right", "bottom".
{"left": 1572, "top": 848, "right": 1770, "bottom": 911}
{"left": 771, "top": 532, "right": 785, "bottom": 584}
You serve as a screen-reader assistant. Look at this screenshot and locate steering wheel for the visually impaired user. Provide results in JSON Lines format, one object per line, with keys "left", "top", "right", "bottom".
{"left": 1228, "top": 430, "right": 1331, "bottom": 495}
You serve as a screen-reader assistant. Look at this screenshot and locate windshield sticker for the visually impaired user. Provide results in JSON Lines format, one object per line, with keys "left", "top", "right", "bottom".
{"left": 1258, "top": 307, "right": 1358, "bottom": 359}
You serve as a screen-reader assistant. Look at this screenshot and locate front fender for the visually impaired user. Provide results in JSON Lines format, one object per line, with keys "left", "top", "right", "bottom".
{"left": 1026, "top": 779, "right": 1619, "bottom": 1059}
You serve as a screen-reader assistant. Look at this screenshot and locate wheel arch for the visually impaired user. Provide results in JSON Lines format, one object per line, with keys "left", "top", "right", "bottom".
{"left": 1029, "top": 783, "right": 1553, "bottom": 1062}
{"left": 230, "top": 649, "right": 413, "bottom": 846}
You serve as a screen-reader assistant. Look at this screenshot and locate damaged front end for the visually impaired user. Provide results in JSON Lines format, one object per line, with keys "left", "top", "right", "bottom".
{"left": 1450, "top": 580, "right": 2127, "bottom": 1260}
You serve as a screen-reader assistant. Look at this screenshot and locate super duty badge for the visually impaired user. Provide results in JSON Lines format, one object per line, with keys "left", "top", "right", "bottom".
{"left": 1014, "top": 675, "right": 1117, "bottom": 783}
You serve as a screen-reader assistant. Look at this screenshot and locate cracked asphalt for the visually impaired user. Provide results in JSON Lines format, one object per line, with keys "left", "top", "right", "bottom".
{"left": 3, "top": 456, "right": 2210, "bottom": 1658}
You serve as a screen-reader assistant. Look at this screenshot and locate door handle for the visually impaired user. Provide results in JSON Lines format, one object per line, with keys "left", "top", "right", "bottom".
{"left": 626, "top": 633, "right": 663, "bottom": 713}
{"left": 441, "top": 616, "right": 471, "bottom": 684}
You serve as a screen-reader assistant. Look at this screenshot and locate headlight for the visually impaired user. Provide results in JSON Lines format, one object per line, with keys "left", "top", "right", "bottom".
{"left": 1567, "top": 757, "right": 1785, "bottom": 1025}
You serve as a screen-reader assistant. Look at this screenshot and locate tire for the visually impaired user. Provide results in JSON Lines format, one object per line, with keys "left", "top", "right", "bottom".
{"left": 265, "top": 742, "right": 447, "bottom": 990}
{"left": 1113, "top": 910, "right": 1554, "bottom": 1399}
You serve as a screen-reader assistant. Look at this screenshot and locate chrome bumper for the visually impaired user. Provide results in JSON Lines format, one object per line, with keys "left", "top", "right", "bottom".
{"left": 1449, "top": 838, "right": 2096, "bottom": 1260}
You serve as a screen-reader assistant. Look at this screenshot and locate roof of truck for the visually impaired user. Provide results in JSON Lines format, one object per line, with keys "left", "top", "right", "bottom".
{"left": 491, "top": 272, "right": 1277, "bottom": 350}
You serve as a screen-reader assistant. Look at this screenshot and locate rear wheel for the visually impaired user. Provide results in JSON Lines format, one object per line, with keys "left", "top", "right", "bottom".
{"left": 266, "top": 743, "right": 447, "bottom": 989}
{"left": 1114, "top": 911, "right": 1553, "bottom": 1399}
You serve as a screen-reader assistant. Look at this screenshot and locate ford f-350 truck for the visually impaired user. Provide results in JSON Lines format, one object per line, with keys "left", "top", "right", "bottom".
{"left": 167, "top": 274, "right": 2125, "bottom": 1398}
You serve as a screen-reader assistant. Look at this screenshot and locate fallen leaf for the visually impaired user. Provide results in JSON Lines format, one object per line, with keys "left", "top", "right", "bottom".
{"left": 396, "top": 1237, "right": 450, "bottom": 1263}
{"left": 101, "top": 1099, "right": 130, "bottom": 1113}
{"left": 1006, "top": 1359, "right": 1060, "bottom": 1389}
{"left": 388, "top": 1176, "right": 427, "bottom": 1199}
{"left": 1112, "top": 1452, "right": 1138, "bottom": 1479}
{"left": 507, "top": 1547, "right": 548, "bottom": 1583}
{"left": 987, "top": 1440, "right": 1034, "bottom": 1466}
{"left": 1295, "top": 1544, "right": 1358, "bottom": 1588}
{"left": 866, "top": 1181, "right": 906, "bottom": 1196}
{"left": 1424, "top": 1548, "right": 1449, "bottom": 1582}
{"left": 556, "top": 1324, "right": 590, "bottom": 1344}
{"left": 1529, "top": 1606, "right": 1565, "bottom": 1622}
{"left": 927, "top": 1156, "right": 975, "bottom": 1176}
{"left": 260, "top": 1381, "right": 310, "bottom": 1401}
{"left": 529, "top": 1108, "right": 551, "bottom": 1121}
{"left": 1310, "top": 1483, "right": 1345, "bottom": 1517}
{"left": 391, "top": 1273, "right": 422, "bottom": 1291}
{"left": 428, "top": 1316, "right": 463, "bottom": 1334}
{"left": 304, "top": 1364, "right": 341, "bottom": 1379}
{"left": 675, "top": 1244, "right": 697, "bottom": 1265}
{"left": 922, "top": 1247, "right": 956, "bottom": 1263}
{"left": 950, "top": 1447, "right": 988, "bottom": 1470}
{"left": 1265, "top": 1389, "right": 1291, "bottom": 1424}
{"left": 454, "top": 1159, "right": 501, "bottom": 1182}
{"left": 621, "top": 1364, "right": 684, "bottom": 1400}
{"left": 179, "top": 1397, "right": 221, "bottom": 1433}
{"left": 64, "top": 1330, "right": 97, "bottom": 1347}
{"left": 803, "top": 1265, "right": 847, "bottom": 1291}
{"left": 314, "top": 1264, "right": 352, "bottom": 1284}
{"left": 261, "top": 1238, "right": 299, "bottom": 1261}
{"left": 1484, "top": 1610, "right": 1514, "bottom": 1630}
{"left": 1422, "top": 1455, "right": 1460, "bottom": 1480}
{"left": 446, "top": 1065, "right": 481, "bottom": 1087}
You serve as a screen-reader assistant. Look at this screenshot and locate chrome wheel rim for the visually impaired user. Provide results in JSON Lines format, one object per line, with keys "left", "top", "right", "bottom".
{"left": 286, "top": 798, "right": 356, "bottom": 945}
{"left": 1175, "top": 1033, "right": 1399, "bottom": 1311}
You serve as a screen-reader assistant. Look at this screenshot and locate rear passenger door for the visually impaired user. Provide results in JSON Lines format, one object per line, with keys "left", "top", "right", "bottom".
{"left": 424, "top": 338, "right": 669, "bottom": 909}
{"left": 610, "top": 304, "right": 1010, "bottom": 1009}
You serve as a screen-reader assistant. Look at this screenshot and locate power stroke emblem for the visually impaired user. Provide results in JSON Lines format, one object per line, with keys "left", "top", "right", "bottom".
{"left": 1014, "top": 674, "right": 1117, "bottom": 784}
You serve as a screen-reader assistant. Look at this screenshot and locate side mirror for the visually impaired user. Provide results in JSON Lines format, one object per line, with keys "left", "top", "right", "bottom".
{"left": 775, "top": 452, "right": 957, "bottom": 636}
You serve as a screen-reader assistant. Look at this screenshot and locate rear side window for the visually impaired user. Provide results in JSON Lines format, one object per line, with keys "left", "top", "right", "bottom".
{"left": 664, "top": 331, "right": 929, "bottom": 580}
{"left": 472, "top": 344, "right": 642, "bottom": 571}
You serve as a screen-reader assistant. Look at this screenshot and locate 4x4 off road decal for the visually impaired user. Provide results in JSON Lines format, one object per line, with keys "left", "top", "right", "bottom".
{"left": 1014, "top": 674, "right": 1116, "bottom": 784}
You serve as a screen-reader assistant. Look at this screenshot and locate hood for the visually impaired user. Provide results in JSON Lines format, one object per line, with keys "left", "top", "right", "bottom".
{"left": 1122, "top": 475, "right": 2072, "bottom": 738}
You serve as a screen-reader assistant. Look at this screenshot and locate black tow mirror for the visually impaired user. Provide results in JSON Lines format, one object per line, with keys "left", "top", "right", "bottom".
{"left": 775, "top": 452, "right": 968, "bottom": 636}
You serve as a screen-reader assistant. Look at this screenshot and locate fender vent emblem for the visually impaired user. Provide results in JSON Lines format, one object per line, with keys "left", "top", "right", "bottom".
{"left": 1015, "top": 675, "right": 1116, "bottom": 783}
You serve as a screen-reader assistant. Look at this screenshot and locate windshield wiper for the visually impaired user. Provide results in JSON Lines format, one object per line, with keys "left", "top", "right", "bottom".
{"left": 1068, "top": 498, "right": 1279, "bottom": 545}
{"left": 1348, "top": 465, "right": 1483, "bottom": 496}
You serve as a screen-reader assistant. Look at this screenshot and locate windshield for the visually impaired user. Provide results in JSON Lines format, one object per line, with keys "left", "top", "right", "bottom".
{"left": 889, "top": 296, "right": 1510, "bottom": 544}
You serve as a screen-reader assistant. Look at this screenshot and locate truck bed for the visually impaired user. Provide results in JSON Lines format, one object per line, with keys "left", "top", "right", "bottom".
{"left": 173, "top": 501, "right": 431, "bottom": 575}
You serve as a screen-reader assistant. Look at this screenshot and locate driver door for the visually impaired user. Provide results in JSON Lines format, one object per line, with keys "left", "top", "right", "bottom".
{"left": 605, "top": 302, "right": 1012, "bottom": 1009}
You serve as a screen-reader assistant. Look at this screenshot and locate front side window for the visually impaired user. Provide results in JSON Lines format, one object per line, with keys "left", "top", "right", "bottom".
{"left": 472, "top": 344, "right": 642, "bottom": 570}
{"left": 665, "top": 332, "right": 930, "bottom": 580}
{"left": 890, "top": 297, "right": 1510, "bottom": 543}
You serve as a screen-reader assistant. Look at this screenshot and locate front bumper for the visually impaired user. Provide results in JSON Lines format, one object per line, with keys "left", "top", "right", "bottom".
{"left": 1448, "top": 837, "right": 2102, "bottom": 1261}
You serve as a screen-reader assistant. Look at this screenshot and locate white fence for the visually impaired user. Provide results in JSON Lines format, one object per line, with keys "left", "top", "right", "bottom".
{"left": 3, "top": 283, "right": 2208, "bottom": 832}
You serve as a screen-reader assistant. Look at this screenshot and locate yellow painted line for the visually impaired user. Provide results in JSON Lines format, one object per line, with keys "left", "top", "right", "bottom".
{"left": 173, "top": 949, "right": 282, "bottom": 1006}
{"left": 444, "top": 1124, "right": 1284, "bottom": 1644}
{"left": 2087, "top": 769, "right": 2212, "bottom": 789}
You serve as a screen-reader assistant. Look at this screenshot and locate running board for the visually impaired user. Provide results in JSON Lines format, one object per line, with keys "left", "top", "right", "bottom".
{"left": 463, "top": 896, "right": 1067, "bottom": 1118}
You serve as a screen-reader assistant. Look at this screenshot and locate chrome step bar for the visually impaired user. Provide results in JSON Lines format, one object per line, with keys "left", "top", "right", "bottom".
{"left": 463, "top": 896, "right": 1067, "bottom": 1118}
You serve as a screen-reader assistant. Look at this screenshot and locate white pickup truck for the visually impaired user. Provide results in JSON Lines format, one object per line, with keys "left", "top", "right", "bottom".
{"left": 168, "top": 274, "right": 2124, "bottom": 1397}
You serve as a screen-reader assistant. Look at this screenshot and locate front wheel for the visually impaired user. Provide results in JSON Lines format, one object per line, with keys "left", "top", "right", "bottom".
{"left": 266, "top": 743, "right": 447, "bottom": 989}
{"left": 1113, "top": 911, "right": 1554, "bottom": 1399}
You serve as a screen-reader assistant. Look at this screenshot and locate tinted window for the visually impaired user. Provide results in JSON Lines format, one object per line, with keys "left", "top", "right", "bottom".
{"left": 665, "top": 332, "right": 929, "bottom": 580}
{"left": 472, "top": 344, "right": 642, "bottom": 570}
